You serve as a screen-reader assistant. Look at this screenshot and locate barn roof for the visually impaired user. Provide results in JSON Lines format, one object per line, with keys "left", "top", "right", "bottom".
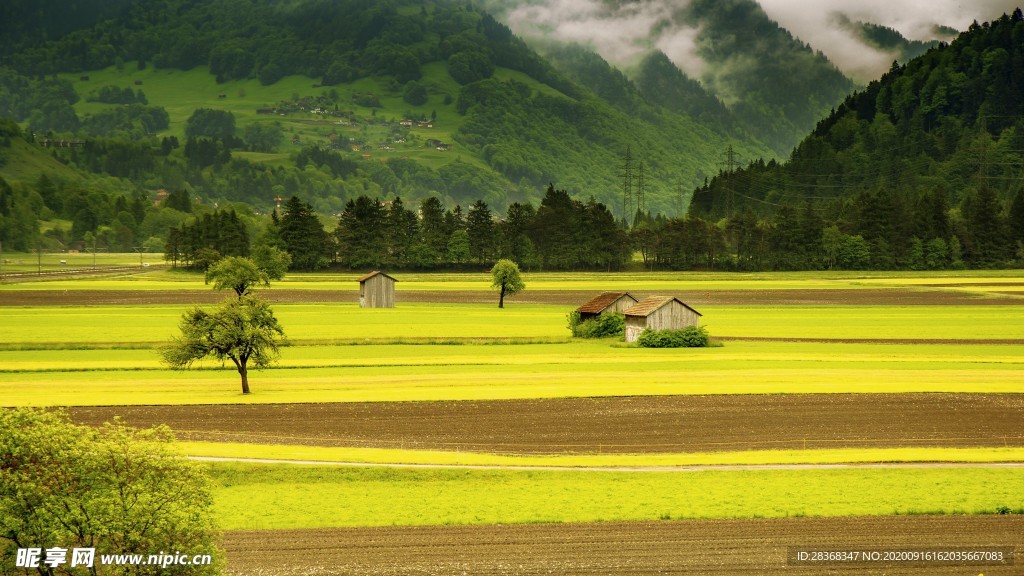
{"left": 623, "top": 296, "right": 702, "bottom": 318}
{"left": 357, "top": 271, "right": 398, "bottom": 283}
{"left": 575, "top": 291, "right": 639, "bottom": 315}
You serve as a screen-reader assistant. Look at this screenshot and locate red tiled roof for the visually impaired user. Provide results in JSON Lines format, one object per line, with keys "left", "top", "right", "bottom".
{"left": 357, "top": 271, "right": 398, "bottom": 283}
{"left": 623, "top": 296, "right": 702, "bottom": 317}
{"left": 575, "top": 292, "right": 638, "bottom": 314}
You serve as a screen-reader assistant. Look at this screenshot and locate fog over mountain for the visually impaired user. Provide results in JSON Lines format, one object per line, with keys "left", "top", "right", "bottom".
{"left": 490, "top": 0, "right": 1021, "bottom": 83}
{"left": 757, "top": 0, "right": 1020, "bottom": 82}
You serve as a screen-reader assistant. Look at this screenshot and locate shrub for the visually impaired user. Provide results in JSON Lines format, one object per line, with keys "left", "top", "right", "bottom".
{"left": 0, "top": 409, "right": 222, "bottom": 574}
{"left": 567, "top": 311, "right": 625, "bottom": 338}
{"left": 637, "top": 325, "right": 710, "bottom": 348}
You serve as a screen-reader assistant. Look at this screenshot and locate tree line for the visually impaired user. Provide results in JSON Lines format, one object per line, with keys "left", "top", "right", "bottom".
{"left": 166, "top": 185, "right": 632, "bottom": 272}
{"left": 158, "top": 173, "right": 1023, "bottom": 274}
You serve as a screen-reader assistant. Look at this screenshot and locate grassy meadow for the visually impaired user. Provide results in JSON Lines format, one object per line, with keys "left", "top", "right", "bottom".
{"left": 2, "top": 270, "right": 1022, "bottom": 405}
{"left": 2, "top": 266, "right": 1023, "bottom": 533}
{"left": 207, "top": 463, "right": 1024, "bottom": 530}
{"left": 1, "top": 339, "right": 1021, "bottom": 406}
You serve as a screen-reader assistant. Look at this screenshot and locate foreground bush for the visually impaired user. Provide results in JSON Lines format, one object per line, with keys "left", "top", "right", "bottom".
{"left": 637, "top": 325, "right": 711, "bottom": 348}
{"left": 0, "top": 409, "right": 222, "bottom": 575}
{"left": 567, "top": 311, "right": 625, "bottom": 338}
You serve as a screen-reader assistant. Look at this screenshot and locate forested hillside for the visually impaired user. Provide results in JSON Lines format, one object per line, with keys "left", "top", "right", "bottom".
{"left": 485, "top": 0, "right": 857, "bottom": 157}
{"left": 681, "top": 10, "right": 1024, "bottom": 270}
{"left": 0, "top": 0, "right": 773, "bottom": 259}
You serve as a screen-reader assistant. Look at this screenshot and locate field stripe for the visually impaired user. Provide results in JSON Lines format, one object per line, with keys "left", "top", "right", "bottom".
{"left": 190, "top": 455, "right": 1024, "bottom": 471}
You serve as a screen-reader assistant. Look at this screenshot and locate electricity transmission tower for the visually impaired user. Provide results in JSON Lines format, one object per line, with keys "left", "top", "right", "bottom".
{"left": 635, "top": 160, "right": 646, "bottom": 224}
{"left": 622, "top": 146, "right": 634, "bottom": 226}
{"left": 720, "top": 144, "right": 741, "bottom": 215}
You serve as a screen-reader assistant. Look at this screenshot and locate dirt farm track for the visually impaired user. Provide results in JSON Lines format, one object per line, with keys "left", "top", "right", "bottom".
{"left": 70, "top": 393, "right": 1024, "bottom": 453}
{"left": 223, "top": 515, "right": 1024, "bottom": 575}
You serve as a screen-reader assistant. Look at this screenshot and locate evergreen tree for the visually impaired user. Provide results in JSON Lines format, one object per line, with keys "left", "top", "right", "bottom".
{"left": 967, "top": 185, "right": 1008, "bottom": 267}
{"left": 335, "top": 196, "right": 387, "bottom": 269}
{"left": 277, "top": 196, "right": 329, "bottom": 270}
{"left": 418, "top": 196, "right": 447, "bottom": 260}
{"left": 386, "top": 197, "right": 418, "bottom": 267}
{"left": 466, "top": 199, "right": 494, "bottom": 264}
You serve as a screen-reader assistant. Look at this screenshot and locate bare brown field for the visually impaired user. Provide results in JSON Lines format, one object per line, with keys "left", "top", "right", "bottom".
{"left": 69, "top": 393, "right": 1024, "bottom": 454}
{"left": 2, "top": 287, "right": 1022, "bottom": 306}
{"left": 222, "top": 515, "right": 1024, "bottom": 575}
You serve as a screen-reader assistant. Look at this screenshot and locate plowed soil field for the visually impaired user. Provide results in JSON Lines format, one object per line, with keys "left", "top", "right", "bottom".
{"left": 222, "top": 515, "right": 1024, "bottom": 575}
{"left": 70, "top": 393, "right": 1024, "bottom": 453}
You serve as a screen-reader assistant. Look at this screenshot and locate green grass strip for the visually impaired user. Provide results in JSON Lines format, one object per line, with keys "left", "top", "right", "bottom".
{"left": 180, "top": 441, "right": 1024, "bottom": 467}
{"left": 206, "top": 463, "right": 1024, "bottom": 530}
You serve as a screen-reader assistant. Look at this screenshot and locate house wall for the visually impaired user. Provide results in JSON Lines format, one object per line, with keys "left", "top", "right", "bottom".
{"left": 624, "top": 317, "right": 646, "bottom": 343}
{"left": 624, "top": 301, "right": 700, "bottom": 342}
{"left": 360, "top": 275, "right": 395, "bottom": 308}
{"left": 609, "top": 296, "right": 639, "bottom": 314}
{"left": 646, "top": 301, "right": 700, "bottom": 331}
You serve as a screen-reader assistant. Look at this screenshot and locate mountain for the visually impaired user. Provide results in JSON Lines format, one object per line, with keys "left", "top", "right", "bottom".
{"left": 836, "top": 15, "right": 943, "bottom": 65}
{"left": 0, "top": 0, "right": 775, "bottom": 223}
{"left": 689, "top": 9, "right": 1024, "bottom": 268}
{"left": 483, "top": 0, "right": 857, "bottom": 157}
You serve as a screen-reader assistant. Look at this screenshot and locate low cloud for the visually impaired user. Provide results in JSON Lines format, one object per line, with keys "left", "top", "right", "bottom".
{"left": 504, "top": 0, "right": 704, "bottom": 73}
{"left": 756, "top": 0, "right": 1020, "bottom": 81}
{"left": 498, "top": 0, "right": 1021, "bottom": 85}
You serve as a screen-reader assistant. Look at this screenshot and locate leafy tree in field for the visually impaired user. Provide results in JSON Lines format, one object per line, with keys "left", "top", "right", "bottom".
{"left": 251, "top": 244, "right": 292, "bottom": 280}
{"left": 162, "top": 294, "right": 284, "bottom": 394}
{"left": 490, "top": 258, "right": 524, "bottom": 308}
{"left": 0, "top": 408, "right": 221, "bottom": 575}
{"left": 205, "top": 255, "right": 272, "bottom": 297}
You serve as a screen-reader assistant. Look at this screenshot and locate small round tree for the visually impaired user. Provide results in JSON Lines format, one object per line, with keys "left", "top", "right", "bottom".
{"left": 490, "top": 259, "right": 524, "bottom": 308}
{"left": 204, "top": 256, "right": 271, "bottom": 297}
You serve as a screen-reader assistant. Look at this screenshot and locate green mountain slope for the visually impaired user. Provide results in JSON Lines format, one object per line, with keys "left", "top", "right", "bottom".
{"left": 689, "top": 9, "right": 1024, "bottom": 268}
{"left": 481, "top": 0, "right": 856, "bottom": 157}
{"left": 0, "top": 0, "right": 771, "bottom": 220}
{"left": 677, "top": 0, "right": 856, "bottom": 156}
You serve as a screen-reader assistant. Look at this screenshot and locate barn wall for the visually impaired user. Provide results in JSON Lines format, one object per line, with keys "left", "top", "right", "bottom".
{"left": 646, "top": 302, "right": 700, "bottom": 331}
{"left": 625, "top": 301, "right": 699, "bottom": 342}
{"left": 625, "top": 317, "right": 646, "bottom": 342}
{"left": 610, "top": 296, "right": 639, "bottom": 314}
{"left": 360, "top": 275, "right": 395, "bottom": 308}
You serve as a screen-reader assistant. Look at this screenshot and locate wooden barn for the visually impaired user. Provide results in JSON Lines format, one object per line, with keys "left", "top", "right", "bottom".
{"left": 358, "top": 271, "right": 397, "bottom": 308}
{"left": 623, "top": 296, "right": 702, "bottom": 343}
{"left": 575, "top": 292, "right": 640, "bottom": 322}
